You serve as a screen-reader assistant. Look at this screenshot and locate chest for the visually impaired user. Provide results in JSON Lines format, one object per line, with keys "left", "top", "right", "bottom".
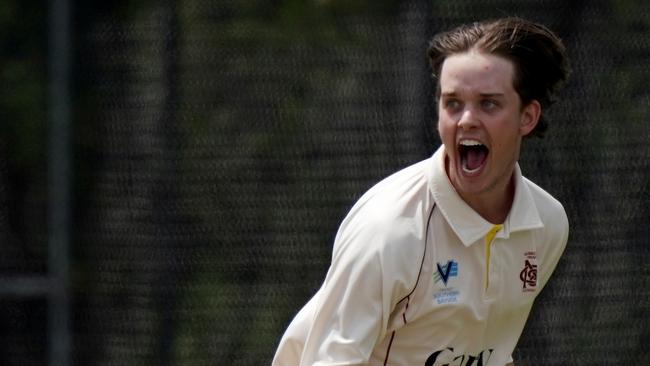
{"left": 377, "top": 219, "right": 544, "bottom": 365}
{"left": 387, "top": 217, "right": 544, "bottom": 338}
{"left": 424, "top": 220, "right": 540, "bottom": 314}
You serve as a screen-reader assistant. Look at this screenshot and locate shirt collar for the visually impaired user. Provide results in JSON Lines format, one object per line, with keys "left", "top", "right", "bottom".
{"left": 426, "top": 146, "right": 543, "bottom": 246}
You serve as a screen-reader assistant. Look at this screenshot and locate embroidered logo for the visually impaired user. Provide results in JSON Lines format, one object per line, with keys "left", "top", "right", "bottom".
{"left": 434, "top": 260, "right": 458, "bottom": 286}
{"left": 433, "top": 260, "right": 460, "bottom": 304}
{"left": 520, "top": 251, "right": 537, "bottom": 292}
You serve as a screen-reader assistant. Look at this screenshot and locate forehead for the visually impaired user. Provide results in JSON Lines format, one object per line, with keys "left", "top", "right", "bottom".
{"left": 439, "top": 51, "right": 515, "bottom": 95}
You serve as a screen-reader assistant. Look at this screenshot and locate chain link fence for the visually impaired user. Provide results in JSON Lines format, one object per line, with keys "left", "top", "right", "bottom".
{"left": 0, "top": 0, "right": 648, "bottom": 365}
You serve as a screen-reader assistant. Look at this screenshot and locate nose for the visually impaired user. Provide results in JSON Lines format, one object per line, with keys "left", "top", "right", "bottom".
{"left": 457, "top": 107, "right": 480, "bottom": 131}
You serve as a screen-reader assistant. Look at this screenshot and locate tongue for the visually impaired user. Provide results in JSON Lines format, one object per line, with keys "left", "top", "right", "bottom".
{"left": 465, "top": 148, "right": 487, "bottom": 171}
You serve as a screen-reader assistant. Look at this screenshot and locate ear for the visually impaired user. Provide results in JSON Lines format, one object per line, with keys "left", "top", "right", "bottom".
{"left": 520, "top": 100, "right": 541, "bottom": 136}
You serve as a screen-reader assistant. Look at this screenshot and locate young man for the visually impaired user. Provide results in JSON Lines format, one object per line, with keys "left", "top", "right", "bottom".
{"left": 273, "top": 17, "right": 570, "bottom": 365}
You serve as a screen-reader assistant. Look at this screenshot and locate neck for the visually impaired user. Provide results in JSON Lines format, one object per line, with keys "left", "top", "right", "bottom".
{"left": 460, "top": 175, "right": 515, "bottom": 224}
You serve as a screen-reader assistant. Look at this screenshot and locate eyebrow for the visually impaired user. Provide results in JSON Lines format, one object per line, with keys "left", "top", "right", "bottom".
{"left": 440, "top": 92, "right": 505, "bottom": 98}
{"left": 479, "top": 93, "right": 505, "bottom": 98}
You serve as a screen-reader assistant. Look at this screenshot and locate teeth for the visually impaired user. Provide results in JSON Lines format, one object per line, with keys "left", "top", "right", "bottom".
{"left": 462, "top": 165, "right": 482, "bottom": 173}
{"left": 459, "top": 139, "right": 483, "bottom": 146}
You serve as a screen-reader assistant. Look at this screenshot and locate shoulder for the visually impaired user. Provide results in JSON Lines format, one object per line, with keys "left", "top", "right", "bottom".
{"left": 331, "top": 158, "right": 434, "bottom": 276}
{"left": 521, "top": 178, "right": 570, "bottom": 288}
{"left": 336, "top": 159, "right": 431, "bottom": 242}
{"left": 522, "top": 178, "right": 569, "bottom": 267}
{"left": 523, "top": 177, "right": 568, "bottom": 232}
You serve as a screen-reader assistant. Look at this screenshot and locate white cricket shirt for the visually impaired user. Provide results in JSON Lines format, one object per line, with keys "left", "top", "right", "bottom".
{"left": 273, "top": 146, "right": 569, "bottom": 366}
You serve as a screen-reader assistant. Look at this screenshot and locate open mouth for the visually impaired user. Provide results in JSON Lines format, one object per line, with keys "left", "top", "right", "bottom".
{"left": 459, "top": 140, "right": 488, "bottom": 173}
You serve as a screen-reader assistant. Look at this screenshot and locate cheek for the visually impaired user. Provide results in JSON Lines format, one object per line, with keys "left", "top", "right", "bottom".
{"left": 491, "top": 128, "right": 522, "bottom": 158}
{"left": 437, "top": 115, "right": 455, "bottom": 139}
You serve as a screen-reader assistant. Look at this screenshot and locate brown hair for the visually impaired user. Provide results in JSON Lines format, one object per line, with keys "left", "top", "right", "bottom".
{"left": 427, "top": 17, "right": 570, "bottom": 138}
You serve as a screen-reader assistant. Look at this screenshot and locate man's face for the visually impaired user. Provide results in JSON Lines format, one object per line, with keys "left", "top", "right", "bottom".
{"left": 437, "top": 51, "right": 539, "bottom": 204}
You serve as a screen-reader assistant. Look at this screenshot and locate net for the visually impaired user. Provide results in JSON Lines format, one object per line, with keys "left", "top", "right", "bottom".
{"left": 0, "top": 0, "right": 648, "bottom": 365}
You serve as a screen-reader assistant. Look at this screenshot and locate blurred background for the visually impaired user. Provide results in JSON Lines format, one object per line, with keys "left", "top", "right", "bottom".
{"left": 0, "top": 0, "right": 648, "bottom": 365}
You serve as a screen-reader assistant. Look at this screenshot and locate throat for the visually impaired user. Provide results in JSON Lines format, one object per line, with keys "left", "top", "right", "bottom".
{"left": 460, "top": 175, "right": 516, "bottom": 224}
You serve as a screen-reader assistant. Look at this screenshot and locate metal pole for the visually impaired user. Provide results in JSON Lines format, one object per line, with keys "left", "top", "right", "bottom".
{"left": 48, "top": 0, "right": 71, "bottom": 365}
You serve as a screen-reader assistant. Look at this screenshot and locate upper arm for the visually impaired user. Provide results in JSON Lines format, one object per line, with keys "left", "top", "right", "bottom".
{"left": 298, "top": 218, "right": 421, "bottom": 365}
{"left": 539, "top": 206, "right": 569, "bottom": 289}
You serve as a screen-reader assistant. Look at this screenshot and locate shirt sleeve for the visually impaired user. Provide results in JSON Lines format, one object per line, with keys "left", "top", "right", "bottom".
{"left": 297, "top": 215, "right": 423, "bottom": 365}
{"left": 538, "top": 204, "right": 569, "bottom": 290}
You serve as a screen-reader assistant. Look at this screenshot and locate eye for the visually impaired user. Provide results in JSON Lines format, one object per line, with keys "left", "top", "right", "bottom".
{"left": 481, "top": 99, "right": 499, "bottom": 111}
{"left": 443, "top": 98, "right": 462, "bottom": 111}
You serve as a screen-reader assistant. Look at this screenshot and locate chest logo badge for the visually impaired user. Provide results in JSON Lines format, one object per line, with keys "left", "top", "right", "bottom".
{"left": 520, "top": 251, "right": 538, "bottom": 292}
{"left": 434, "top": 260, "right": 458, "bottom": 286}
